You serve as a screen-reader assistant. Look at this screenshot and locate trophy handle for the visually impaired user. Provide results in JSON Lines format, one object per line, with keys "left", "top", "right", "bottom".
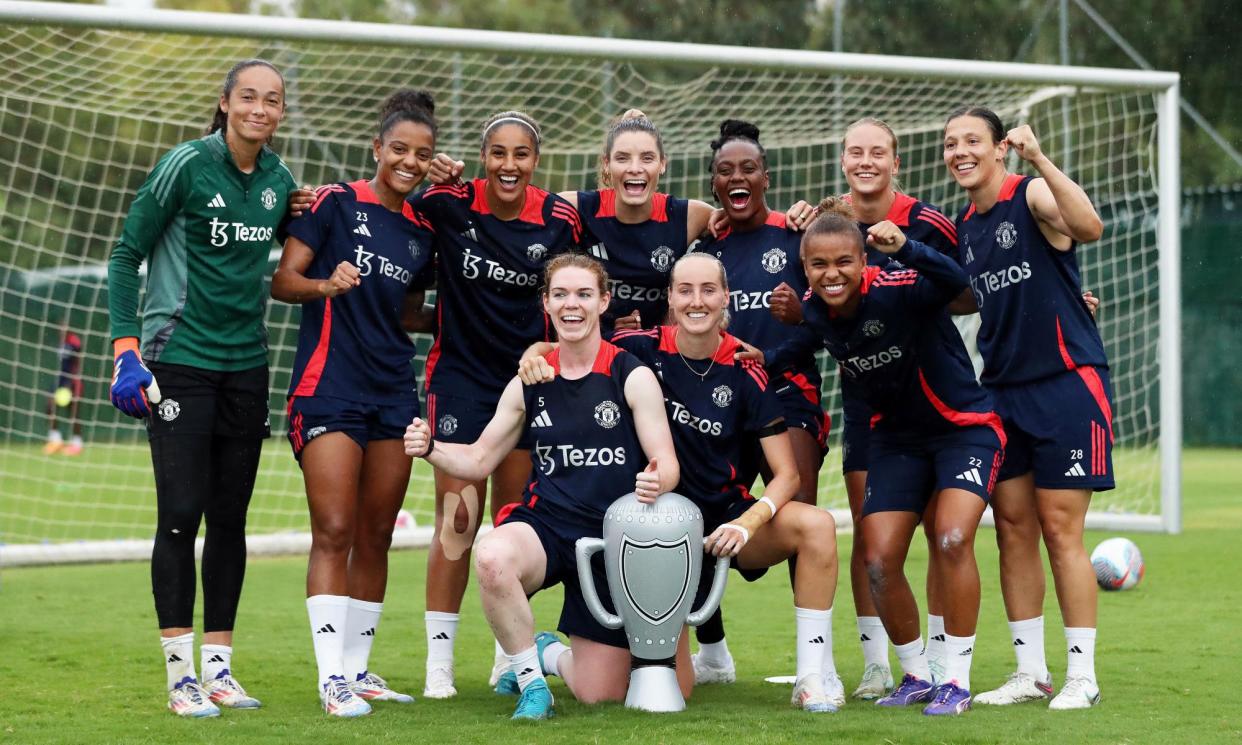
{"left": 685, "top": 555, "right": 730, "bottom": 626}
{"left": 574, "top": 537, "right": 624, "bottom": 629}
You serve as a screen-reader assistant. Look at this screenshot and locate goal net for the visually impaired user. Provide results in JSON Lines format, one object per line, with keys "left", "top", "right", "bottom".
{"left": 0, "top": 3, "right": 1180, "bottom": 565}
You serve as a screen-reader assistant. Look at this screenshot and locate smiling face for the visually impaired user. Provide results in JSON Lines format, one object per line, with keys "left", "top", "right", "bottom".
{"left": 606, "top": 130, "right": 666, "bottom": 208}
{"left": 668, "top": 254, "right": 729, "bottom": 336}
{"left": 373, "top": 119, "right": 435, "bottom": 198}
{"left": 711, "top": 139, "right": 770, "bottom": 226}
{"left": 482, "top": 123, "right": 539, "bottom": 212}
{"left": 544, "top": 265, "right": 609, "bottom": 343}
{"left": 842, "top": 122, "right": 899, "bottom": 199}
{"left": 943, "top": 115, "right": 1007, "bottom": 192}
{"left": 220, "top": 64, "right": 284, "bottom": 147}
{"left": 802, "top": 231, "right": 865, "bottom": 314}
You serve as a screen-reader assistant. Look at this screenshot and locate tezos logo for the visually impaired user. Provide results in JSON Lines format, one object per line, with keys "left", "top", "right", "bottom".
{"left": 650, "top": 245, "right": 675, "bottom": 273}
{"left": 438, "top": 414, "right": 458, "bottom": 436}
{"left": 158, "top": 398, "right": 181, "bottom": 422}
{"left": 862, "top": 319, "right": 885, "bottom": 338}
{"left": 594, "top": 400, "right": 621, "bottom": 429}
{"left": 306, "top": 426, "right": 327, "bottom": 440}
{"left": 761, "top": 247, "right": 787, "bottom": 274}
{"left": 527, "top": 243, "right": 548, "bottom": 262}
{"left": 261, "top": 187, "right": 277, "bottom": 210}
{"left": 995, "top": 221, "right": 1018, "bottom": 249}
{"left": 712, "top": 385, "right": 733, "bottom": 408}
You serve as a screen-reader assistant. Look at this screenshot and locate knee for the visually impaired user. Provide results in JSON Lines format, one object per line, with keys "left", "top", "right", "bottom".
{"left": 473, "top": 536, "right": 517, "bottom": 590}
{"left": 933, "top": 526, "right": 973, "bottom": 564}
{"left": 862, "top": 547, "right": 896, "bottom": 589}
{"left": 312, "top": 516, "right": 354, "bottom": 555}
{"left": 1039, "top": 516, "right": 1084, "bottom": 558}
{"left": 793, "top": 510, "right": 837, "bottom": 564}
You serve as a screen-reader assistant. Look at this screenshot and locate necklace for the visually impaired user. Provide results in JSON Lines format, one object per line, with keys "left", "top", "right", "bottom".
{"left": 677, "top": 337, "right": 721, "bottom": 381}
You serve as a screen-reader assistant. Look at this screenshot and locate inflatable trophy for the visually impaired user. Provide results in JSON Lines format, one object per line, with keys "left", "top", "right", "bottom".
{"left": 576, "top": 492, "right": 730, "bottom": 712}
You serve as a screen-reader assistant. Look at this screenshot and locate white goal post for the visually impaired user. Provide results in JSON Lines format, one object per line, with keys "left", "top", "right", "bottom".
{"left": 0, "top": 1, "right": 1180, "bottom": 567}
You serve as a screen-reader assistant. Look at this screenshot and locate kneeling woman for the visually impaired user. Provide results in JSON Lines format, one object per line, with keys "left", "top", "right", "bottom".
{"left": 520, "top": 252, "right": 843, "bottom": 713}
{"left": 775, "top": 200, "right": 1004, "bottom": 716}
{"left": 404, "top": 254, "right": 679, "bottom": 720}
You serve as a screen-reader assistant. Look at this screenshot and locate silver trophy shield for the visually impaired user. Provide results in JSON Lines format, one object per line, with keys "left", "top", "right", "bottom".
{"left": 576, "top": 492, "right": 730, "bottom": 712}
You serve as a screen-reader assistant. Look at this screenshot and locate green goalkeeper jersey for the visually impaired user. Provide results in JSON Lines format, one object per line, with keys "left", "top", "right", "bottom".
{"left": 108, "top": 131, "right": 297, "bottom": 371}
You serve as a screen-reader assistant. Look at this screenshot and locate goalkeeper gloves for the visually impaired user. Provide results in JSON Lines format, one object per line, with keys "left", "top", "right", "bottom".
{"left": 110, "top": 338, "right": 162, "bottom": 418}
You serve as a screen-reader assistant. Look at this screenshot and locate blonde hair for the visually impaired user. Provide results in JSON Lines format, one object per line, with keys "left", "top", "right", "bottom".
{"left": 842, "top": 117, "right": 902, "bottom": 193}
{"left": 542, "top": 253, "right": 610, "bottom": 296}
{"left": 598, "top": 108, "right": 665, "bottom": 189}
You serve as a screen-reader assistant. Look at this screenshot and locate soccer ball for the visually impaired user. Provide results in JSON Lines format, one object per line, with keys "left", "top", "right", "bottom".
{"left": 54, "top": 386, "right": 73, "bottom": 408}
{"left": 394, "top": 509, "right": 416, "bottom": 532}
{"left": 1091, "top": 537, "right": 1144, "bottom": 591}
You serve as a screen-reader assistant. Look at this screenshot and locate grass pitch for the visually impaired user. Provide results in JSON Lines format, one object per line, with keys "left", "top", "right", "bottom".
{"left": 1, "top": 449, "right": 1239, "bottom": 744}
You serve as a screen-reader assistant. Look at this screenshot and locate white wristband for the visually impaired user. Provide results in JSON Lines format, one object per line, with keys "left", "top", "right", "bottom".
{"left": 720, "top": 523, "right": 750, "bottom": 544}
{"left": 758, "top": 496, "right": 778, "bottom": 519}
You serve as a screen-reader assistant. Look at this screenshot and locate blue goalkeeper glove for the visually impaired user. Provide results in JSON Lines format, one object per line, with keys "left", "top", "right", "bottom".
{"left": 110, "top": 338, "right": 162, "bottom": 418}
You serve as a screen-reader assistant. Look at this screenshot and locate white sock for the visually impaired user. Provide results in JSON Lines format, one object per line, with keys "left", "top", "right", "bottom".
{"left": 696, "top": 639, "right": 732, "bottom": 665}
{"left": 943, "top": 633, "right": 976, "bottom": 691}
{"left": 69, "top": 434, "right": 83, "bottom": 447}
{"left": 857, "top": 616, "right": 889, "bottom": 668}
{"left": 425, "top": 611, "right": 459, "bottom": 671}
{"left": 47, "top": 429, "right": 63, "bottom": 443}
{"left": 1064, "top": 627, "right": 1097, "bottom": 681}
{"left": 161, "top": 632, "right": 196, "bottom": 690}
{"left": 892, "top": 637, "right": 932, "bottom": 683}
{"left": 794, "top": 607, "right": 830, "bottom": 681}
{"left": 926, "top": 614, "right": 946, "bottom": 683}
{"left": 539, "top": 639, "right": 569, "bottom": 677}
{"left": 1009, "top": 616, "right": 1049, "bottom": 679}
{"left": 820, "top": 608, "right": 838, "bottom": 678}
{"left": 507, "top": 645, "right": 545, "bottom": 692}
{"left": 494, "top": 639, "right": 506, "bottom": 664}
{"left": 307, "top": 594, "right": 349, "bottom": 688}
{"left": 344, "top": 598, "right": 383, "bottom": 681}
{"left": 200, "top": 643, "right": 231, "bottom": 683}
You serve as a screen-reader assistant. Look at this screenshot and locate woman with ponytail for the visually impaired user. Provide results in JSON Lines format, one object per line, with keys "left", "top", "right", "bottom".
{"left": 272, "top": 89, "right": 440, "bottom": 717}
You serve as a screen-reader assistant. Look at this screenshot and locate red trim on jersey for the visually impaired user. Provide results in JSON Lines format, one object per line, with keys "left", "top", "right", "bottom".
{"left": 650, "top": 192, "right": 670, "bottom": 222}
{"left": 596, "top": 188, "right": 617, "bottom": 218}
{"left": 766, "top": 211, "right": 788, "bottom": 229}
{"left": 546, "top": 340, "right": 621, "bottom": 377}
{"left": 858, "top": 265, "right": 884, "bottom": 295}
{"left": 550, "top": 199, "right": 582, "bottom": 241}
{"left": 886, "top": 192, "right": 917, "bottom": 226}
{"left": 424, "top": 303, "right": 443, "bottom": 387}
{"left": 656, "top": 326, "right": 739, "bottom": 366}
{"left": 401, "top": 202, "right": 436, "bottom": 231}
{"left": 782, "top": 370, "right": 819, "bottom": 405}
{"left": 1056, "top": 316, "right": 1115, "bottom": 443}
{"left": 349, "top": 179, "right": 381, "bottom": 204}
{"left": 425, "top": 183, "right": 469, "bottom": 199}
{"left": 870, "top": 411, "right": 883, "bottom": 429}
{"left": 519, "top": 186, "right": 549, "bottom": 225}
{"left": 611, "top": 328, "right": 659, "bottom": 343}
{"left": 310, "top": 184, "right": 345, "bottom": 214}
{"left": 494, "top": 501, "right": 519, "bottom": 526}
{"left": 470, "top": 178, "right": 491, "bottom": 214}
{"left": 962, "top": 174, "right": 1025, "bottom": 222}
{"left": 917, "top": 368, "right": 1006, "bottom": 448}
{"left": 916, "top": 208, "right": 958, "bottom": 245}
{"left": 291, "top": 298, "right": 333, "bottom": 397}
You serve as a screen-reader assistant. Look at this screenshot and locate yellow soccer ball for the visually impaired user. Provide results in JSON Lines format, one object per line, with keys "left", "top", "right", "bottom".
{"left": 54, "top": 386, "right": 73, "bottom": 408}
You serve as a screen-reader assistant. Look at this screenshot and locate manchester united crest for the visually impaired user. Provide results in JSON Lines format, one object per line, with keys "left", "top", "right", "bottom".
{"left": 761, "top": 247, "right": 787, "bottom": 274}
{"left": 712, "top": 385, "right": 733, "bottom": 408}
{"left": 594, "top": 400, "right": 621, "bottom": 429}
{"left": 995, "top": 221, "right": 1018, "bottom": 250}
{"left": 650, "top": 245, "right": 675, "bottom": 273}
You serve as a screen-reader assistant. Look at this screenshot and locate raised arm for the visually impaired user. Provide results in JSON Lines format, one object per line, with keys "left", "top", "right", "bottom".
{"left": 624, "top": 365, "right": 679, "bottom": 501}
{"left": 1007, "top": 125, "right": 1103, "bottom": 248}
{"left": 404, "top": 376, "right": 527, "bottom": 481}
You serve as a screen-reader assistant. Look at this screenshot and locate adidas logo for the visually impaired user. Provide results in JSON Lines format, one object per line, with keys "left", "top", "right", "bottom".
{"left": 317, "top": 624, "right": 337, "bottom": 634}
{"left": 809, "top": 636, "right": 824, "bottom": 644}
{"left": 353, "top": 223, "right": 372, "bottom": 237}
{"left": 206, "top": 654, "right": 225, "bottom": 664}
{"left": 531, "top": 410, "right": 553, "bottom": 428}
{"left": 931, "top": 634, "right": 946, "bottom": 642}
{"left": 859, "top": 634, "right": 872, "bottom": 642}
{"left": 589, "top": 242, "right": 610, "bottom": 260}
{"left": 955, "top": 467, "right": 983, "bottom": 486}
{"left": 959, "top": 647, "right": 973, "bottom": 656}
{"left": 965, "top": 245, "right": 975, "bottom": 264}
{"left": 207, "top": 193, "right": 226, "bottom": 208}
{"left": 1013, "top": 638, "right": 1026, "bottom": 646}
{"left": 1065, "top": 462, "right": 1086, "bottom": 477}
{"left": 167, "top": 654, "right": 184, "bottom": 663}
{"left": 431, "top": 632, "right": 450, "bottom": 641}
{"left": 461, "top": 227, "right": 478, "bottom": 242}
{"left": 361, "top": 628, "right": 375, "bottom": 637}
{"left": 1069, "top": 645, "right": 1083, "bottom": 654}
{"left": 519, "top": 667, "right": 535, "bottom": 676}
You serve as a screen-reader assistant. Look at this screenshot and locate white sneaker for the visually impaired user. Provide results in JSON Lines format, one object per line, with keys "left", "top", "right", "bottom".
{"left": 791, "top": 674, "right": 839, "bottom": 713}
{"left": 823, "top": 672, "right": 847, "bottom": 710}
{"left": 168, "top": 681, "right": 221, "bottom": 718}
{"left": 320, "top": 675, "right": 372, "bottom": 717}
{"left": 691, "top": 652, "right": 736, "bottom": 684}
{"left": 973, "top": 671, "right": 1054, "bottom": 706}
{"left": 203, "top": 673, "right": 261, "bottom": 708}
{"left": 851, "top": 663, "right": 894, "bottom": 700}
{"left": 351, "top": 672, "right": 415, "bottom": 703}
{"left": 1048, "top": 675, "right": 1100, "bottom": 710}
{"left": 488, "top": 652, "right": 508, "bottom": 687}
{"left": 423, "top": 665, "right": 457, "bottom": 699}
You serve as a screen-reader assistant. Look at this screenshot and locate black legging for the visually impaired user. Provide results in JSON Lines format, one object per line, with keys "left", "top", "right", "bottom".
{"left": 150, "top": 433, "right": 262, "bottom": 631}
